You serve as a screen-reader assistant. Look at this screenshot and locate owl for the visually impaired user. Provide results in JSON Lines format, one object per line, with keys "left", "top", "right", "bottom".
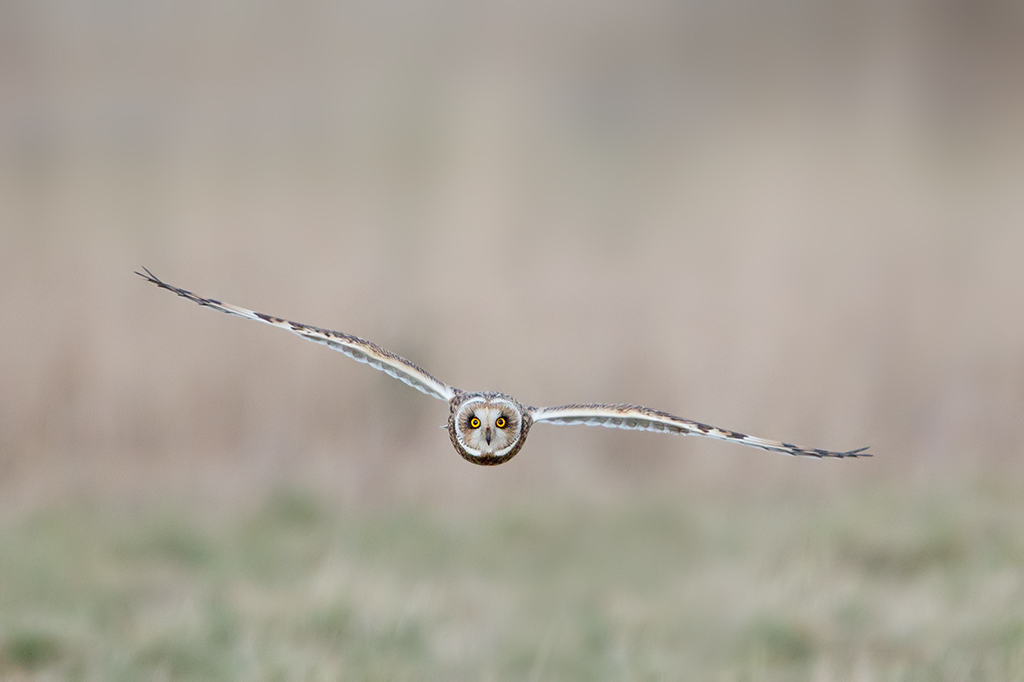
{"left": 138, "top": 269, "right": 870, "bottom": 465}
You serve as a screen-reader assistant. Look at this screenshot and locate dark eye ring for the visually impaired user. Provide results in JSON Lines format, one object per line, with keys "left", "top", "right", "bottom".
{"left": 495, "top": 416, "right": 507, "bottom": 428}
{"left": 469, "top": 417, "right": 481, "bottom": 429}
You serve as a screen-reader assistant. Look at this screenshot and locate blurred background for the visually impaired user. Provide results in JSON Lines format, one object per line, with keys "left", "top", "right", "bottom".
{"left": 1, "top": 0, "right": 1023, "bottom": 678}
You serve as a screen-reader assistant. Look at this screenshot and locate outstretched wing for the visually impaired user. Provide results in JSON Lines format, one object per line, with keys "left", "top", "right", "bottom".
{"left": 137, "top": 268, "right": 458, "bottom": 401}
{"left": 530, "top": 403, "right": 869, "bottom": 458}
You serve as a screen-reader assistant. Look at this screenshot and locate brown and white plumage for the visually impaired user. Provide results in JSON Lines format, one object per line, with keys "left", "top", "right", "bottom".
{"left": 138, "top": 268, "right": 454, "bottom": 401}
{"left": 139, "top": 269, "right": 870, "bottom": 465}
{"left": 530, "top": 404, "right": 869, "bottom": 458}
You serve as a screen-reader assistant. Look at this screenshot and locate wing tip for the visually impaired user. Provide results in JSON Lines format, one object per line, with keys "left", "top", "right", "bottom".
{"left": 135, "top": 266, "right": 158, "bottom": 282}
{"left": 136, "top": 266, "right": 171, "bottom": 291}
{"left": 815, "top": 445, "right": 871, "bottom": 458}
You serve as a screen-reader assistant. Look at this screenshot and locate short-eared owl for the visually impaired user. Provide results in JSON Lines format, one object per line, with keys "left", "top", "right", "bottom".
{"left": 138, "top": 269, "right": 870, "bottom": 465}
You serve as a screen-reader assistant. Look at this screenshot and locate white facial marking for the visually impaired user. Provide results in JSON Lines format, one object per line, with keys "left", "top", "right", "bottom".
{"left": 456, "top": 398, "right": 521, "bottom": 458}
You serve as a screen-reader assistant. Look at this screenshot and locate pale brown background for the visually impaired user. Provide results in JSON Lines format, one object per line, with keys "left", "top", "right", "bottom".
{"left": 2, "top": 0, "right": 1023, "bottom": 513}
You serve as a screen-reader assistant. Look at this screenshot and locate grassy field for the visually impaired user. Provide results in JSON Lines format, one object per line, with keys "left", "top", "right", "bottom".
{"left": 2, "top": 483, "right": 1023, "bottom": 681}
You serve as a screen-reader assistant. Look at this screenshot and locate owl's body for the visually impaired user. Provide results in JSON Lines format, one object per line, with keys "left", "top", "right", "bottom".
{"left": 138, "top": 269, "right": 870, "bottom": 465}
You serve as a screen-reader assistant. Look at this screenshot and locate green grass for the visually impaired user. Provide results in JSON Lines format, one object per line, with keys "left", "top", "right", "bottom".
{"left": 2, "top": 486, "right": 1024, "bottom": 681}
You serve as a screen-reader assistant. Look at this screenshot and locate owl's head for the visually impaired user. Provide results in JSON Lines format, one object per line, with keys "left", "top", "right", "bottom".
{"left": 448, "top": 392, "right": 532, "bottom": 465}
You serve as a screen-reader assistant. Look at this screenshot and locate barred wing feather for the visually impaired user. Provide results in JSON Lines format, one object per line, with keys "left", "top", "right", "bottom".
{"left": 530, "top": 404, "right": 869, "bottom": 458}
{"left": 137, "top": 268, "right": 457, "bottom": 401}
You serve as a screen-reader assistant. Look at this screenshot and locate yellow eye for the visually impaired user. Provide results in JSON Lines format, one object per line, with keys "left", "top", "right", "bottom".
{"left": 495, "top": 416, "right": 507, "bottom": 428}
{"left": 469, "top": 417, "right": 481, "bottom": 429}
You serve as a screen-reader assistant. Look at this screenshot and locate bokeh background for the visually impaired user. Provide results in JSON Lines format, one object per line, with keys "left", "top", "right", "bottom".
{"left": 1, "top": 0, "right": 1023, "bottom": 678}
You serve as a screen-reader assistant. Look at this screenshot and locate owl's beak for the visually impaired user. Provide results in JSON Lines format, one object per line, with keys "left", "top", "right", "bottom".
{"left": 485, "top": 427, "right": 492, "bottom": 445}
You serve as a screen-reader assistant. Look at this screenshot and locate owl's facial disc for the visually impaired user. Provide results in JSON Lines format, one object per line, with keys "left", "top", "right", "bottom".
{"left": 456, "top": 398, "right": 522, "bottom": 458}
